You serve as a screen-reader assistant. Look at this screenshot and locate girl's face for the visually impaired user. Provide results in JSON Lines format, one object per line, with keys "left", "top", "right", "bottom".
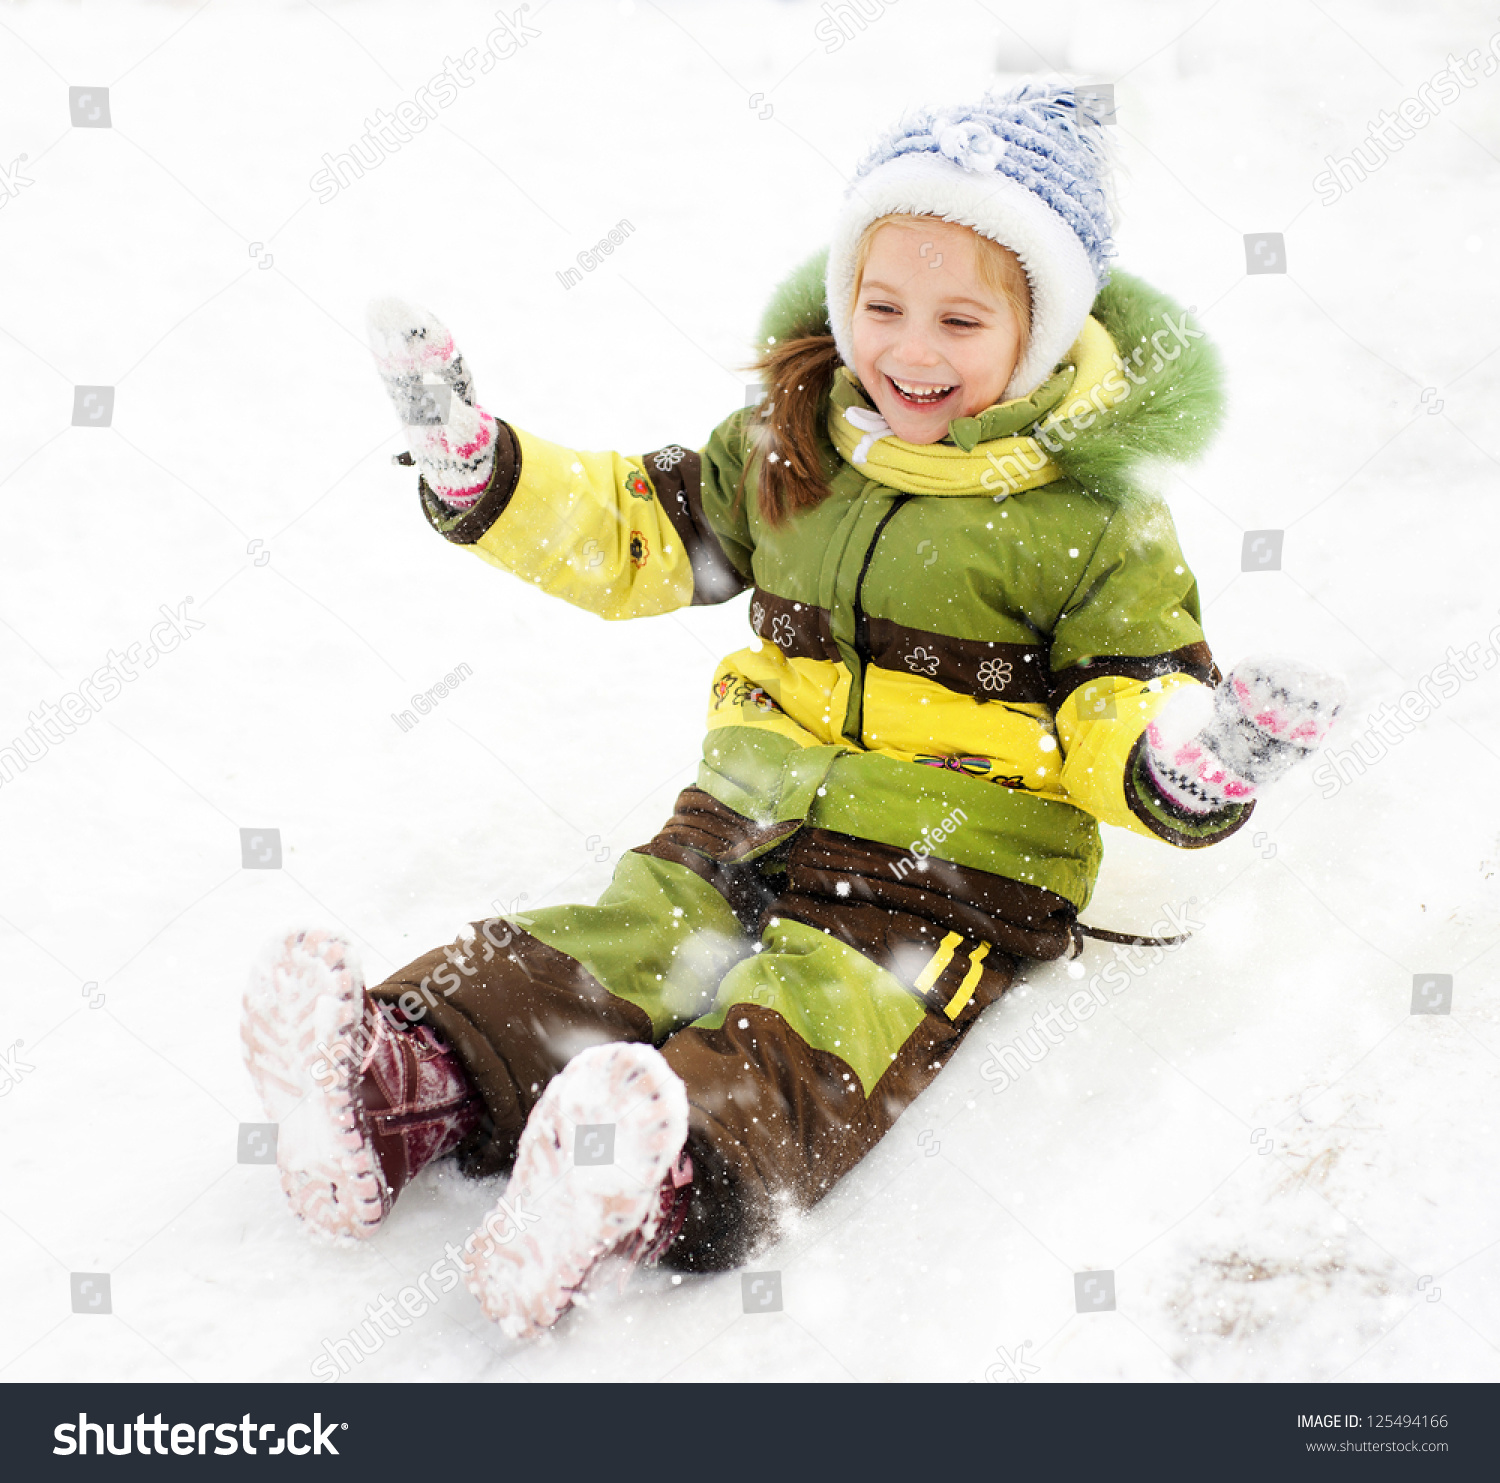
{"left": 850, "top": 218, "right": 1025, "bottom": 445}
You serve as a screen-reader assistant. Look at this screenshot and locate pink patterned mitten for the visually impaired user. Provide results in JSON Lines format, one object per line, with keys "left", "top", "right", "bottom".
{"left": 1143, "top": 657, "right": 1346, "bottom": 814}
{"left": 367, "top": 298, "right": 497, "bottom": 509}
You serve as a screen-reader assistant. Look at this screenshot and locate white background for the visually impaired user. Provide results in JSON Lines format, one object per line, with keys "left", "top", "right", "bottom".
{"left": 1, "top": 0, "right": 1497, "bottom": 1383}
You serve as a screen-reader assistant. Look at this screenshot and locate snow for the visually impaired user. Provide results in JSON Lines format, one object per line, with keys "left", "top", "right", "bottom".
{"left": 2, "top": 0, "right": 1498, "bottom": 1384}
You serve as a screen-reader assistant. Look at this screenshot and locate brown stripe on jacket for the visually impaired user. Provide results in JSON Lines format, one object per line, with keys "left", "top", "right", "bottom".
{"left": 748, "top": 587, "right": 840, "bottom": 662}
{"left": 641, "top": 445, "right": 750, "bottom": 605}
{"left": 1047, "top": 641, "right": 1218, "bottom": 711}
{"left": 866, "top": 615, "right": 1052, "bottom": 704}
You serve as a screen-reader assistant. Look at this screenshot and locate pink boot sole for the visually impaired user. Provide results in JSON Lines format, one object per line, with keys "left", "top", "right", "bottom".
{"left": 465, "top": 1043, "right": 689, "bottom": 1339}
{"left": 240, "top": 928, "right": 387, "bottom": 1242}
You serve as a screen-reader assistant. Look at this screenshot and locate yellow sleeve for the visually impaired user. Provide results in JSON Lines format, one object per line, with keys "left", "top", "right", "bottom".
{"left": 474, "top": 431, "right": 696, "bottom": 619}
{"left": 1055, "top": 672, "right": 1252, "bottom": 846}
{"left": 417, "top": 421, "right": 751, "bottom": 621}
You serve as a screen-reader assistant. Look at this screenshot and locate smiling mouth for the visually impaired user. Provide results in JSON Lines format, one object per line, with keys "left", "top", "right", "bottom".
{"left": 886, "top": 375, "right": 957, "bottom": 408}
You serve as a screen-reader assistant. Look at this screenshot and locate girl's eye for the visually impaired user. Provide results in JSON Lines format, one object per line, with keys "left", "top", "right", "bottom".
{"left": 862, "top": 303, "right": 981, "bottom": 328}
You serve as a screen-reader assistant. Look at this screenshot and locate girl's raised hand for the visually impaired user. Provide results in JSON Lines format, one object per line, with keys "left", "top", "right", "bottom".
{"left": 366, "top": 297, "right": 497, "bottom": 510}
{"left": 1143, "top": 657, "right": 1347, "bottom": 815}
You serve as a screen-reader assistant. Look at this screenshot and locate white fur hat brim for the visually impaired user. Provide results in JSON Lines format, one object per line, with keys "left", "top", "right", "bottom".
{"left": 825, "top": 152, "right": 1100, "bottom": 402}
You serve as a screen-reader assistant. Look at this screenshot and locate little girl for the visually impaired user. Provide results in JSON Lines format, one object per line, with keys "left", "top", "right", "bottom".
{"left": 242, "top": 82, "right": 1343, "bottom": 1341}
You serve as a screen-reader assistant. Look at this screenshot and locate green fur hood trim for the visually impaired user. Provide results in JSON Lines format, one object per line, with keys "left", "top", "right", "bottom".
{"left": 756, "top": 249, "right": 1227, "bottom": 503}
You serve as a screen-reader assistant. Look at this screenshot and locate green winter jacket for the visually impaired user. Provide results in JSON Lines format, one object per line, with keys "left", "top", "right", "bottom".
{"left": 418, "top": 257, "right": 1251, "bottom": 912}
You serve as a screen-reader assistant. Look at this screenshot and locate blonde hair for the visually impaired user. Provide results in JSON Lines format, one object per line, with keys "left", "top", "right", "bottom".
{"left": 743, "top": 215, "right": 1032, "bottom": 526}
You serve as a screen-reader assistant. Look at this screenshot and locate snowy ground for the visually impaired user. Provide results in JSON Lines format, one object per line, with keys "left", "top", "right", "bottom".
{"left": 2, "top": 0, "right": 1498, "bottom": 1384}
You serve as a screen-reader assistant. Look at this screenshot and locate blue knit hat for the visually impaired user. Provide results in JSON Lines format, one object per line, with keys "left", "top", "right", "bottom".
{"left": 825, "top": 81, "right": 1118, "bottom": 401}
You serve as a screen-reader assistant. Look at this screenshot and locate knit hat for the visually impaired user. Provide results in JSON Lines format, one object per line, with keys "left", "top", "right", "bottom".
{"left": 825, "top": 81, "right": 1117, "bottom": 403}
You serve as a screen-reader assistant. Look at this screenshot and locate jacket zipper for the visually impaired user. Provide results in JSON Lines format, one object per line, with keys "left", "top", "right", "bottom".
{"left": 851, "top": 494, "right": 912, "bottom": 743}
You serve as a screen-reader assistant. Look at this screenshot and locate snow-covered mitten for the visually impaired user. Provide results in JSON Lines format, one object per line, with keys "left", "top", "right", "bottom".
{"left": 367, "top": 298, "right": 498, "bottom": 510}
{"left": 241, "top": 929, "right": 483, "bottom": 1241}
{"left": 463, "top": 1042, "right": 692, "bottom": 1340}
{"left": 1143, "top": 657, "right": 1346, "bottom": 814}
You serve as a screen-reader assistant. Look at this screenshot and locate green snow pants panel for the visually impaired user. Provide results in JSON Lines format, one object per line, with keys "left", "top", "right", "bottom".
{"left": 365, "top": 787, "right": 1078, "bottom": 1271}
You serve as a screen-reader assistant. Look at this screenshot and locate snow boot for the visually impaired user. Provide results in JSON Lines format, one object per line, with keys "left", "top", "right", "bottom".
{"left": 463, "top": 1042, "right": 692, "bottom": 1338}
{"left": 241, "top": 928, "right": 482, "bottom": 1242}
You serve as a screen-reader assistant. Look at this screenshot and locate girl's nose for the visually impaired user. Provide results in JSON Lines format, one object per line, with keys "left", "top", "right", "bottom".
{"left": 893, "top": 329, "right": 942, "bottom": 369}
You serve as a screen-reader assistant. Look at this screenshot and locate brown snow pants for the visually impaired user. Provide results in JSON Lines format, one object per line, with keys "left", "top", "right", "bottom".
{"left": 366, "top": 787, "right": 1077, "bottom": 1271}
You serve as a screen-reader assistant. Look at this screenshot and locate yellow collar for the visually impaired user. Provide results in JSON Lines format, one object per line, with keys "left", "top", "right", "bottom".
{"left": 826, "top": 316, "right": 1124, "bottom": 497}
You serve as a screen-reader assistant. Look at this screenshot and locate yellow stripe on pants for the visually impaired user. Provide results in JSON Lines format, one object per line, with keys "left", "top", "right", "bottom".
{"left": 943, "top": 942, "right": 990, "bottom": 1020}
{"left": 914, "top": 932, "right": 963, "bottom": 995}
